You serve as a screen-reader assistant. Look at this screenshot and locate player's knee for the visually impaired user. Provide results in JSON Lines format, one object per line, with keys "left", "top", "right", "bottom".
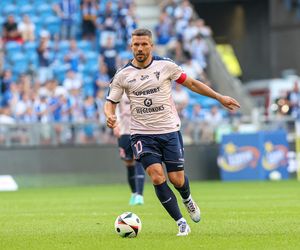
{"left": 170, "top": 177, "right": 184, "bottom": 188}
{"left": 168, "top": 171, "right": 185, "bottom": 188}
{"left": 147, "top": 164, "right": 165, "bottom": 185}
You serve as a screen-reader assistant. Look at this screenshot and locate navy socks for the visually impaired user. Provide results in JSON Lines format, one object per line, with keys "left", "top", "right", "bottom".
{"left": 135, "top": 162, "right": 145, "bottom": 195}
{"left": 127, "top": 166, "right": 136, "bottom": 193}
{"left": 175, "top": 175, "right": 191, "bottom": 200}
{"left": 154, "top": 181, "right": 182, "bottom": 221}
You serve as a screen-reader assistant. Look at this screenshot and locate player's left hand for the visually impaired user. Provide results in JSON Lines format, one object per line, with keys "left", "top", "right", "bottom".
{"left": 218, "top": 94, "right": 241, "bottom": 111}
{"left": 106, "top": 115, "right": 117, "bottom": 128}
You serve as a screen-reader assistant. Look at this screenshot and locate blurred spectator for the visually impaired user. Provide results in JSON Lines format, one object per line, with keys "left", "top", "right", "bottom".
{"left": 98, "top": 1, "right": 116, "bottom": 22}
{"left": 69, "top": 87, "right": 84, "bottom": 122}
{"left": 80, "top": 0, "right": 98, "bottom": 41}
{"left": 36, "top": 32, "right": 54, "bottom": 84}
{"left": 287, "top": 81, "right": 300, "bottom": 117}
{"left": 186, "top": 103, "right": 207, "bottom": 143}
{"left": 204, "top": 105, "right": 224, "bottom": 128}
{"left": 64, "top": 39, "right": 85, "bottom": 72}
{"left": 190, "top": 34, "right": 209, "bottom": 70}
{"left": 18, "top": 15, "right": 35, "bottom": 42}
{"left": 98, "top": 16, "right": 117, "bottom": 49}
{"left": 2, "top": 83, "right": 20, "bottom": 108}
{"left": 0, "top": 106, "right": 15, "bottom": 124}
{"left": 195, "top": 18, "right": 212, "bottom": 37}
{"left": 63, "top": 70, "right": 82, "bottom": 91}
{"left": 95, "top": 64, "right": 110, "bottom": 93}
{"left": 160, "top": 0, "right": 177, "bottom": 17}
{"left": 100, "top": 36, "right": 118, "bottom": 78}
{"left": 182, "top": 19, "right": 199, "bottom": 50}
{"left": 201, "top": 105, "right": 224, "bottom": 143}
{"left": 167, "top": 39, "right": 186, "bottom": 65}
{"left": 155, "top": 12, "right": 173, "bottom": 45}
{"left": 1, "top": 69, "right": 14, "bottom": 96}
{"left": 34, "top": 93, "right": 51, "bottom": 144}
{"left": 53, "top": 0, "right": 78, "bottom": 40}
{"left": 13, "top": 92, "right": 33, "bottom": 122}
{"left": 2, "top": 15, "right": 23, "bottom": 43}
{"left": 82, "top": 95, "right": 97, "bottom": 143}
{"left": 172, "top": 84, "right": 189, "bottom": 118}
{"left": 174, "top": 0, "right": 193, "bottom": 21}
{"left": 181, "top": 52, "right": 206, "bottom": 81}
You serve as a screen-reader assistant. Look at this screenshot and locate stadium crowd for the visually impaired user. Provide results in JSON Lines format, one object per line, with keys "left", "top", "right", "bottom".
{"left": 0, "top": 0, "right": 232, "bottom": 145}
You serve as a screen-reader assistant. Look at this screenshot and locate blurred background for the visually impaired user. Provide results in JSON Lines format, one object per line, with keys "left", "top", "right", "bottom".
{"left": 0, "top": 0, "right": 299, "bottom": 189}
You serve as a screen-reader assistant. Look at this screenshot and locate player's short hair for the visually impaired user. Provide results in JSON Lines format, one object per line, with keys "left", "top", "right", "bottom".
{"left": 132, "top": 28, "right": 152, "bottom": 38}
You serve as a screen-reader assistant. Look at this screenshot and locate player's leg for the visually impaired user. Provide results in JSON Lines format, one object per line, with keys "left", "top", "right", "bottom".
{"left": 131, "top": 134, "right": 190, "bottom": 235}
{"left": 125, "top": 134, "right": 145, "bottom": 205}
{"left": 124, "top": 159, "right": 137, "bottom": 205}
{"left": 134, "top": 161, "right": 145, "bottom": 205}
{"left": 118, "top": 135, "right": 137, "bottom": 205}
{"left": 142, "top": 156, "right": 190, "bottom": 236}
{"left": 163, "top": 131, "right": 201, "bottom": 223}
{"left": 168, "top": 170, "right": 201, "bottom": 223}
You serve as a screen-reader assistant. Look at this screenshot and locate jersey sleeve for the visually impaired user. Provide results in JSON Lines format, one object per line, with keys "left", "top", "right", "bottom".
{"left": 106, "top": 73, "right": 124, "bottom": 103}
{"left": 168, "top": 60, "right": 187, "bottom": 84}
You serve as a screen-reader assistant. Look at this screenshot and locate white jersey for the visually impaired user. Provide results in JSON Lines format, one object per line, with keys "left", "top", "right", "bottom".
{"left": 116, "top": 94, "right": 131, "bottom": 135}
{"left": 107, "top": 56, "right": 187, "bottom": 135}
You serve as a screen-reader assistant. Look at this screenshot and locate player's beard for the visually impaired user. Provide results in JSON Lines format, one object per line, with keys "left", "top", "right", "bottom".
{"left": 135, "top": 52, "right": 149, "bottom": 62}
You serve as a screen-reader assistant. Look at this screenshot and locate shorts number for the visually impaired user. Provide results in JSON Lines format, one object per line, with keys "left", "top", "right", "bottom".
{"left": 134, "top": 140, "right": 143, "bottom": 154}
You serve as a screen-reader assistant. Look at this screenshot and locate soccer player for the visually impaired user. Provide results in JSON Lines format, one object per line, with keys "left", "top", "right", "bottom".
{"left": 114, "top": 94, "right": 145, "bottom": 205}
{"left": 104, "top": 28, "right": 240, "bottom": 236}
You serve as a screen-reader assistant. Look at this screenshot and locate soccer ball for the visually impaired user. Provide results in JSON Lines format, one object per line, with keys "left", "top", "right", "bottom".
{"left": 114, "top": 212, "right": 142, "bottom": 238}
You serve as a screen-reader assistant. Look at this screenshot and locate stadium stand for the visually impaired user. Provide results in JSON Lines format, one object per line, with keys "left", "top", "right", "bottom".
{"left": 0, "top": 0, "right": 242, "bottom": 146}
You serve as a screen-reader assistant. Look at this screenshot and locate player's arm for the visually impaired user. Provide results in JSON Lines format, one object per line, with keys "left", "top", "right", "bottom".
{"left": 181, "top": 76, "right": 240, "bottom": 111}
{"left": 104, "top": 101, "right": 118, "bottom": 128}
{"left": 104, "top": 72, "right": 124, "bottom": 128}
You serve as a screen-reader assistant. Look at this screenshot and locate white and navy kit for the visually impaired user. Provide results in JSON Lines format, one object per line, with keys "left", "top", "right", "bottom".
{"left": 107, "top": 56, "right": 187, "bottom": 171}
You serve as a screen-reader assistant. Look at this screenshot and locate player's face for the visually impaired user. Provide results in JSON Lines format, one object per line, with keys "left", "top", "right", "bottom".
{"left": 131, "top": 36, "right": 153, "bottom": 63}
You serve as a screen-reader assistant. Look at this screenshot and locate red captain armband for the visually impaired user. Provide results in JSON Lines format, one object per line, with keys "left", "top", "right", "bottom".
{"left": 175, "top": 72, "right": 187, "bottom": 84}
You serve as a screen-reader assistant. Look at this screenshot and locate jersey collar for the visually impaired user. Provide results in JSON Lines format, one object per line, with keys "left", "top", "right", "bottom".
{"left": 130, "top": 57, "right": 154, "bottom": 70}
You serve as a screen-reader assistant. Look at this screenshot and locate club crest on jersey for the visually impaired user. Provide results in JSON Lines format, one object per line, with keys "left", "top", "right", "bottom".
{"left": 140, "top": 75, "right": 149, "bottom": 81}
{"left": 144, "top": 98, "right": 152, "bottom": 107}
{"left": 154, "top": 71, "right": 160, "bottom": 80}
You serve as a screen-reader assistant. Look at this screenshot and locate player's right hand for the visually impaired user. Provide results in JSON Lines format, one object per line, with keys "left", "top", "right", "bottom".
{"left": 106, "top": 115, "right": 117, "bottom": 128}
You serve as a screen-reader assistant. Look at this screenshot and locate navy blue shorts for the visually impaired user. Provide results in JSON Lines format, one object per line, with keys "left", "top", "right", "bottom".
{"left": 130, "top": 131, "right": 185, "bottom": 172}
{"left": 118, "top": 134, "right": 133, "bottom": 161}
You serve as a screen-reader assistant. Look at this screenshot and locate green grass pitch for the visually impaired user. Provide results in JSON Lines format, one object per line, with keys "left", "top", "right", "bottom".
{"left": 0, "top": 180, "right": 299, "bottom": 250}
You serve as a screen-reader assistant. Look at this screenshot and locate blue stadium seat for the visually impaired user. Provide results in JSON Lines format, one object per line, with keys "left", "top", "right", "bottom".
{"left": 0, "top": 16, "right": 5, "bottom": 33}
{"left": 53, "top": 63, "right": 69, "bottom": 84}
{"left": 23, "top": 41, "right": 38, "bottom": 52}
{"left": 30, "top": 15, "right": 43, "bottom": 37}
{"left": 10, "top": 52, "right": 28, "bottom": 75}
{"left": 26, "top": 52, "right": 39, "bottom": 70}
{"left": 5, "top": 42, "right": 22, "bottom": 56}
{"left": 36, "top": 3, "right": 54, "bottom": 18}
{"left": 43, "top": 15, "right": 61, "bottom": 36}
{"left": 0, "top": 0, "right": 13, "bottom": 7}
{"left": 15, "top": 0, "right": 30, "bottom": 6}
{"left": 2, "top": 4, "right": 18, "bottom": 16}
{"left": 85, "top": 51, "right": 99, "bottom": 68}
{"left": 20, "top": 5, "right": 35, "bottom": 16}
{"left": 77, "top": 40, "right": 93, "bottom": 52}
{"left": 81, "top": 63, "right": 98, "bottom": 77}
{"left": 57, "top": 40, "right": 70, "bottom": 53}
{"left": 83, "top": 76, "right": 95, "bottom": 97}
